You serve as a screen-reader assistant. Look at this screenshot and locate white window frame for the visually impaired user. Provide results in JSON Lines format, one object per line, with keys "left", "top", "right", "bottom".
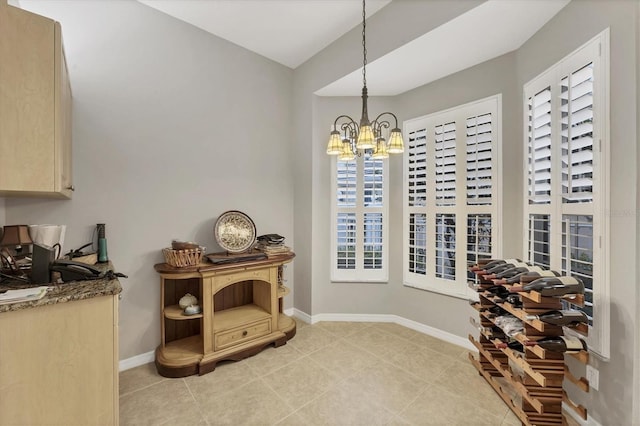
{"left": 403, "top": 95, "right": 502, "bottom": 299}
{"left": 331, "top": 154, "right": 389, "bottom": 282}
{"left": 523, "top": 29, "right": 610, "bottom": 358}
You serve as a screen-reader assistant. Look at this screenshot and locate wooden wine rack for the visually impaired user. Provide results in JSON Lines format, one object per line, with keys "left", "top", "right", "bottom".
{"left": 468, "top": 265, "right": 590, "bottom": 425}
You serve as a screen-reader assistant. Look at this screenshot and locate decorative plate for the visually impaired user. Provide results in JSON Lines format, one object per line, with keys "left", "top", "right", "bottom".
{"left": 214, "top": 210, "right": 257, "bottom": 253}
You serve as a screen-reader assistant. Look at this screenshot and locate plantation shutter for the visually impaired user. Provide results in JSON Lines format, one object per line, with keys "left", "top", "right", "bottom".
{"left": 434, "top": 122, "right": 456, "bottom": 206}
{"left": 363, "top": 156, "right": 384, "bottom": 207}
{"left": 561, "top": 63, "right": 594, "bottom": 203}
{"left": 467, "top": 214, "right": 492, "bottom": 283}
{"left": 406, "top": 124, "right": 428, "bottom": 276}
{"left": 336, "top": 213, "right": 356, "bottom": 270}
{"left": 528, "top": 87, "right": 552, "bottom": 204}
{"left": 337, "top": 160, "right": 357, "bottom": 208}
{"left": 407, "top": 127, "right": 427, "bottom": 208}
{"left": 332, "top": 144, "right": 389, "bottom": 282}
{"left": 466, "top": 113, "right": 493, "bottom": 205}
{"left": 408, "top": 213, "right": 427, "bottom": 275}
{"left": 561, "top": 215, "right": 594, "bottom": 325}
{"left": 336, "top": 160, "right": 357, "bottom": 270}
{"left": 528, "top": 214, "right": 551, "bottom": 269}
{"left": 403, "top": 95, "right": 500, "bottom": 298}
{"left": 523, "top": 30, "right": 608, "bottom": 357}
{"left": 435, "top": 213, "right": 456, "bottom": 281}
{"left": 363, "top": 154, "right": 384, "bottom": 270}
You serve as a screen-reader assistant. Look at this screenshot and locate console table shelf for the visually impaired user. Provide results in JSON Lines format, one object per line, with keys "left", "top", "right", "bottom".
{"left": 154, "top": 252, "right": 295, "bottom": 377}
{"left": 164, "top": 305, "right": 204, "bottom": 320}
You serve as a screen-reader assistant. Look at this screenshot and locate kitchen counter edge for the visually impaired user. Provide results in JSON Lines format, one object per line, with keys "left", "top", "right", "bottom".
{"left": 0, "top": 276, "right": 122, "bottom": 313}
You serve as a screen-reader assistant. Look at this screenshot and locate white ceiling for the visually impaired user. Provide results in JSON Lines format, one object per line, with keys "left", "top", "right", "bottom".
{"left": 138, "top": 0, "right": 391, "bottom": 69}
{"left": 138, "top": 0, "right": 570, "bottom": 96}
{"left": 318, "top": 0, "right": 571, "bottom": 96}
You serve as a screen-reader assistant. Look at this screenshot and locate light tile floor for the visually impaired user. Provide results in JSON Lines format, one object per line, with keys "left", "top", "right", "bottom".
{"left": 119, "top": 320, "right": 565, "bottom": 425}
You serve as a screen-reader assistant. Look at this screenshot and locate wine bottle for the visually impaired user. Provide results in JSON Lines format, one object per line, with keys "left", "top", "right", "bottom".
{"left": 483, "top": 262, "right": 531, "bottom": 279}
{"left": 525, "top": 310, "right": 588, "bottom": 326}
{"left": 509, "top": 276, "right": 584, "bottom": 296}
{"left": 486, "top": 305, "right": 508, "bottom": 318}
{"left": 499, "top": 268, "right": 561, "bottom": 285}
{"left": 469, "top": 258, "right": 502, "bottom": 271}
{"left": 495, "top": 265, "right": 544, "bottom": 280}
{"left": 526, "top": 335, "right": 587, "bottom": 353}
{"left": 478, "top": 325, "right": 507, "bottom": 340}
{"left": 485, "top": 285, "right": 509, "bottom": 300}
{"left": 484, "top": 262, "right": 517, "bottom": 275}
{"left": 504, "top": 294, "right": 522, "bottom": 307}
{"left": 473, "top": 258, "right": 521, "bottom": 273}
{"left": 495, "top": 340, "right": 524, "bottom": 352}
{"left": 495, "top": 318, "right": 524, "bottom": 337}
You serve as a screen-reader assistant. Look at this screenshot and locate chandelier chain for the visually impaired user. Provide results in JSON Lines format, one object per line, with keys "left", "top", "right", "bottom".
{"left": 361, "top": 0, "right": 367, "bottom": 88}
{"left": 326, "top": 0, "right": 404, "bottom": 159}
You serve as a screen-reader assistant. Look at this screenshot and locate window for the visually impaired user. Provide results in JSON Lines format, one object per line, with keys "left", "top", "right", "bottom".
{"left": 331, "top": 152, "right": 388, "bottom": 282}
{"left": 523, "top": 30, "right": 609, "bottom": 357}
{"left": 403, "top": 95, "right": 501, "bottom": 297}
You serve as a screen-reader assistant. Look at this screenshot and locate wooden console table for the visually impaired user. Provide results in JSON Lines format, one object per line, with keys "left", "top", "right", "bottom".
{"left": 154, "top": 252, "right": 295, "bottom": 377}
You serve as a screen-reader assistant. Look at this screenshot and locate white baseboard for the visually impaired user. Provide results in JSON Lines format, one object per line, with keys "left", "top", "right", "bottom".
{"left": 119, "top": 311, "right": 474, "bottom": 371}
{"left": 310, "top": 312, "right": 396, "bottom": 324}
{"left": 291, "top": 308, "right": 312, "bottom": 324}
{"left": 292, "top": 310, "right": 474, "bottom": 351}
{"left": 562, "top": 402, "right": 603, "bottom": 426}
{"left": 119, "top": 350, "right": 155, "bottom": 372}
{"left": 392, "top": 315, "right": 475, "bottom": 351}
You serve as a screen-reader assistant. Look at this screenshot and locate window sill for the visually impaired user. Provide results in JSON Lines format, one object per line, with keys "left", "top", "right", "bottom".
{"left": 403, "top": 281, "right": 471, "bottom": 300}
{"left": 331, "top": 279, "right": 388, "bottom": 284}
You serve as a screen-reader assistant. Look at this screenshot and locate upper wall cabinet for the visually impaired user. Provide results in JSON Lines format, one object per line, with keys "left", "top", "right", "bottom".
{"left": 0, "top": 1, "right": 73, "bottom": 199}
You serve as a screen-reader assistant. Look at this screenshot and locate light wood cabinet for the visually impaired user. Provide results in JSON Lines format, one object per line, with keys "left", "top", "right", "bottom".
{"left": 0, "top": 294, "right": 119, "bottom": 425}
{"left": 0, "top": 0, "right": 73, "bottom": 198}
{"left": 154, "top": 253, "right": 296, "bottom": 377}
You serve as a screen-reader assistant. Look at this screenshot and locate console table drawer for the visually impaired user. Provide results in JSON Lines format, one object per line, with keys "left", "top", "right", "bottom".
{"left": 214, "top": 319, "right": 271, "bottom": 350}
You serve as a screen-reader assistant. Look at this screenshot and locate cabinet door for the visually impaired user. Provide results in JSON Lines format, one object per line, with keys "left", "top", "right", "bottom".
{"left": 0, "top": 4, "right": 72, "bottom": 198}
{"left": 0, "top": 295, "right": 118, "bottom": 425}
{"left": 55, "top": 23, "right": 73, "bottom": 197}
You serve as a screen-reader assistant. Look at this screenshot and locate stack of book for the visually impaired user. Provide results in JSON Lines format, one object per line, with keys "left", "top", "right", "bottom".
{"left": 255, "top": 234, "right": 291, "bottom": 257}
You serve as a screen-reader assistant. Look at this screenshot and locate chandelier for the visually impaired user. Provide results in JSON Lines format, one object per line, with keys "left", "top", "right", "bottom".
{"left": 326, "top": 0, "right": 404, "bottom": 161}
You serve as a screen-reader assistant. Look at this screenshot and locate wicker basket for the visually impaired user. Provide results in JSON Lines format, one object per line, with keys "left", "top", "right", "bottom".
{"left": 162, "top": 247, "right": 203, "bottom": 268}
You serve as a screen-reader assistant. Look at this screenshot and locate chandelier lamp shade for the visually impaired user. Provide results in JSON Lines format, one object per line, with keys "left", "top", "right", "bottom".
{"left": 326, "top": 0, "right": 404, "bottom": 161}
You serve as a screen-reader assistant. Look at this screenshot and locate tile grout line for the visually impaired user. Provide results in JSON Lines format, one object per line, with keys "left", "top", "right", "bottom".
{"left": 257, "top": 374, "right": 304, "bottom": 425}
{"left": 265, "top": 337, "right": 369, "bottom": 425}
{"left": 118, "top": 377, "right": 169, "bottom": 399}
{"left": 182, "top": 377, "right": 211, "bottom": 426}
{"left": 119, "top": 322, "right": 511, "bottom": 425}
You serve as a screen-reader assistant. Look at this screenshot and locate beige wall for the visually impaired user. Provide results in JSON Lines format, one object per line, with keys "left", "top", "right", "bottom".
{"left": 390, "top": 51, "right": 519, "bottom": 337}
{"left": 636, "top": 1, "right": 640, "bottom": 422}
{"left": 2, "top": 0, "right": 638, "bottom": 421}
{"left": 6, "top": 0, "right": 294, "bottom": 360}
{"left": 301, "top": 0, "right": 638, "bottom": 424}
{"left": 307, "top": 50, "right": 519, "bottom": 338}
{"left": 516, "top": 1, "right": 638, "bottom": 422}
{"left": 292, "top": 0, "right": 485, "bottom": 317}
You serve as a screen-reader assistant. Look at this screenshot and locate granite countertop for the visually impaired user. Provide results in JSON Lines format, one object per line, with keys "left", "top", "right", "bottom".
{"left": 0, "top": 262, "right": 122, "bottom": 313}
